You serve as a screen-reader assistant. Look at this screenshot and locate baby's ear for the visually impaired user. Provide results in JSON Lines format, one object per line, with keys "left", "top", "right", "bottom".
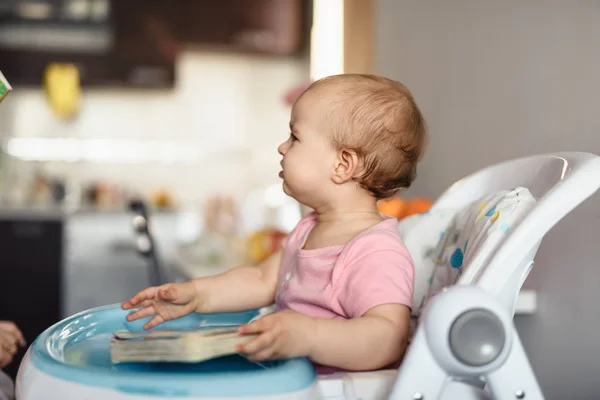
{"left": 332, "top": 149, "right": 361, "bottom": 184}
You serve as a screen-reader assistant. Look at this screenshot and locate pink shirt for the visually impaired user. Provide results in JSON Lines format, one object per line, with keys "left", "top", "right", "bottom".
{"left": 275, "top": 213, "right": 415, "bottom": 319}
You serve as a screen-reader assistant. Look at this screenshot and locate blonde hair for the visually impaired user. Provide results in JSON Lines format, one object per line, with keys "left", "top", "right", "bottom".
{"left": 302, "top": 74, "right": 427, "bottom": 199}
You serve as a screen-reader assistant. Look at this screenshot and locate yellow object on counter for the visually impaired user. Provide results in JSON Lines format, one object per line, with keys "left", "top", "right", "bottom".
{"left": 152, "top": 189, "right": 174, "bottom": 209}
{"left": 247, "top": 229, "right": 287, "bottom": 264}
{"left": 44, "top": 63, "right": 81, "bottom": 118}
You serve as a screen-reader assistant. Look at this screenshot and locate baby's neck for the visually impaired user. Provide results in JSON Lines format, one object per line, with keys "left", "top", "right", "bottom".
{"left": 303, "top": 199, "right": 383, "bottom": 250}
{"left": 313, "top": 208, "right": 381, "bottom": 224}
{"left": 311, "top": 193, "right": 381, "bottom": 224}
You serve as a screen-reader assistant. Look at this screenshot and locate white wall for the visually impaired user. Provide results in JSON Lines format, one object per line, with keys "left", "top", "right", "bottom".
{"left": 376, "top": 1, "right": 600, "bottom": 398}
{"left": 0, "top": 51, "right": 308, "bottom": 207}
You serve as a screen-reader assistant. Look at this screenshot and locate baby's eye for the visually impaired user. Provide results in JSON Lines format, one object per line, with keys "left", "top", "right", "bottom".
{"left": 289, "top": 133, "right": 298, "bottom": 141}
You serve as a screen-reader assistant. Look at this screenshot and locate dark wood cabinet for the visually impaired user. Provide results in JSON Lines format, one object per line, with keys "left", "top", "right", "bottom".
{"left": 0, "top": 0, "right": 309, "bottom": 88}
{"left": 0, "top": 0, "right": 177, "bottom": 87}
{"left": 175, "top": 0, "right": 308, "bottom": 55}
{"left": 113, "top": 0, "right": 309, "bottom": 56}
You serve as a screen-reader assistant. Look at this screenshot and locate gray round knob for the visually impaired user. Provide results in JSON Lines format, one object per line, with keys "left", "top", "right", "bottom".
{"left": 449, "top": 309, "right": 506, "bottom": 366}
{"left": 515, "top": 389, "right": 526, "bottom": 399}
{"left": 413, "top": 393, "right": 424, "bottom": 400}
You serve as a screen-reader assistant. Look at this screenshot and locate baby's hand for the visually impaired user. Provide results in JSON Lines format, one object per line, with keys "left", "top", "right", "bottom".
{"left": 121, "top": 282, "right": 201, "bottom": 330}
{"left": 236, "top": 309, "right": 315, "bottom": 361}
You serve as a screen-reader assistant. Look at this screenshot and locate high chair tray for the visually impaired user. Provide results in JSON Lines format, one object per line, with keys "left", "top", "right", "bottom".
{"left": 18, "top": 304, "right": 318, "bottom": 399}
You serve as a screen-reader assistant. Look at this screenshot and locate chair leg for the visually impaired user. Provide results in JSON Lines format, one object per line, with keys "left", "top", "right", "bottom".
{"left": 486, "top": 325, "right": 544, "bottom": 400}
{"left": 388, "top": 329, "right": 449, "bottom": 399}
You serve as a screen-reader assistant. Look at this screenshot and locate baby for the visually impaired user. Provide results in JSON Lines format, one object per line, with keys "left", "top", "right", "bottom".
{"left": 122, "top": 74, "right": 427, "bottom": 372}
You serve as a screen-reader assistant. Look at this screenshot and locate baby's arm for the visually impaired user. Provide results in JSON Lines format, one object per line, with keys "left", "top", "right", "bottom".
{"left": 123, "top": 250, "right": 283, "bottom": 329}
{"left": 193, "top": 250, "right": 282, "bottom": 314}
{"left": 309, "top": 304, "right": 410, "bottom": 371}
{"left": 237, "top": 303, "right": 410, "bottom": 370}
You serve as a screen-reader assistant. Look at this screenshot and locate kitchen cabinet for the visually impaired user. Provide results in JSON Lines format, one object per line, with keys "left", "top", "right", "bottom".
{"left": 62, "top": 211, "right": 184, "bottom": 317}
{"left": 0, "top": 0, "right": 176, "bottom": 87}
{"left": 0, "top": 209, "right": 63, "bottom": 380}
{"left": 0, "top": 0, "right": 309, "bottom": 87}
{"left": 174, "top": 0, "right": 309, "bottom": 55}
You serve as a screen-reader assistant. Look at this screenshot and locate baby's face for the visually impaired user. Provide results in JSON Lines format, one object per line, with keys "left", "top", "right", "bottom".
{"left": 277, "top": 90, "right": 338, "bottom": 208}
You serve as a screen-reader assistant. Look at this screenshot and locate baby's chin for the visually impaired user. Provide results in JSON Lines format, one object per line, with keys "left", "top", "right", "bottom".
{"left": 281, "top": 180, "right": 293, "bottom": 196}
{"left": 281, "top": 180, "right": 302, "bottom": 202}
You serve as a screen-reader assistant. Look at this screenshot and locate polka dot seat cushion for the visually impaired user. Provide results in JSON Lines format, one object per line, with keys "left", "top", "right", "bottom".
{"left": 398, "top": 187, "right": 537, "bottom": 319}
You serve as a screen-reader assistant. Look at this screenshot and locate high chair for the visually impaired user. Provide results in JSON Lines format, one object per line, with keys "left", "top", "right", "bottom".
{"left": 15, "top": 152, "right": 600, "bottom": 400}
{"left": 325, "top": 151, "right": 600, "bottom": 400}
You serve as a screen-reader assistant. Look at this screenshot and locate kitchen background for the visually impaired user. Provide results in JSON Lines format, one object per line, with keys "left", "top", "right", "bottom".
{"left": 0, "top": 0, "right": 314, "bottom": 380}
{"left": 1, "top": 1, "right": 599, "bottom": 398}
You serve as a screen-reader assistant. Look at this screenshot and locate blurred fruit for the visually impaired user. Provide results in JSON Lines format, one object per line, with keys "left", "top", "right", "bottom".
{"left": 377, "top": 197, "right": 407, "bottom": 219}
{"left": 247, "top": 229, "right": 287, "bottom": 263}
{"left": 404, "top": 197, "right": 433, "bottom": 217}
{"left": 378, "top": 196, "right": 434, "bottom": 220}
{"left": 152, "top": 189, "right": 174, "bottom": 208}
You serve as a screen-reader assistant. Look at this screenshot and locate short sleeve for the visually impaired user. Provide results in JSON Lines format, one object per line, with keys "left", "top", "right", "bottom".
{"left": 336, "top": 250, "right": 414, "bottom": 318}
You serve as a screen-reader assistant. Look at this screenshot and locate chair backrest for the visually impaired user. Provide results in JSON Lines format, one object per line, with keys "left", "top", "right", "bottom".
{"left": 433, "top": 152, "right": 600, "bottom": 311}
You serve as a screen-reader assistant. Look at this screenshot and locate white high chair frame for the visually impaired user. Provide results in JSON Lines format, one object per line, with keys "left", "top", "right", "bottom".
{"left": 320, "top": 152, "right": 600, "bottom": 400}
